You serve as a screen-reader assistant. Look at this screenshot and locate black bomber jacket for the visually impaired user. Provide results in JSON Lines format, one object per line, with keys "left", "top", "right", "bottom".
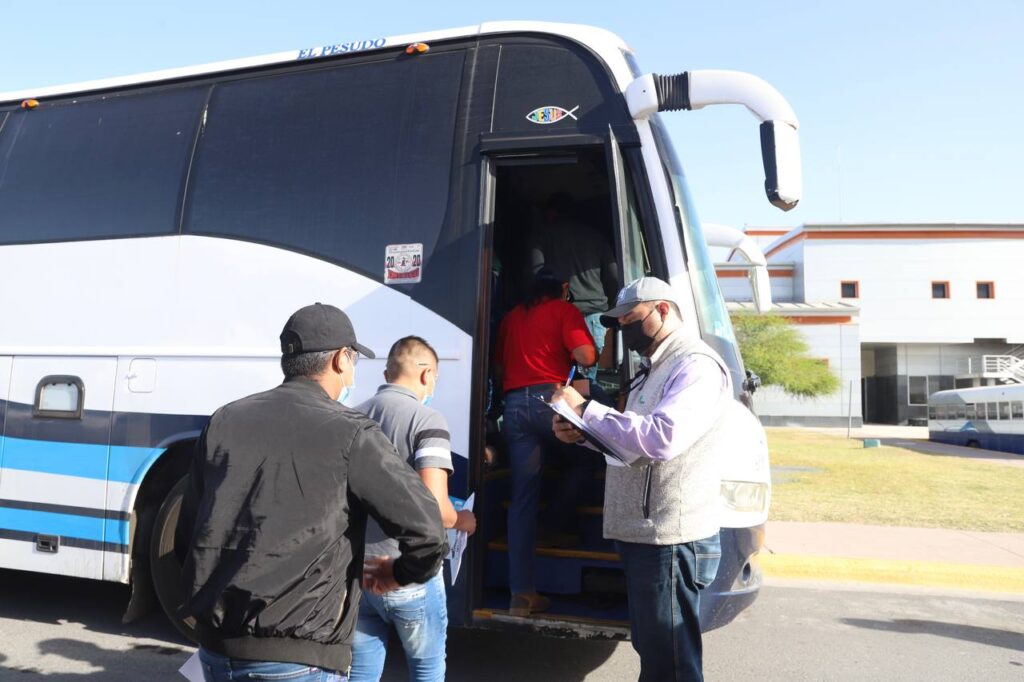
{"left": 174, "top": 376, "right": 447, "bottom": 672}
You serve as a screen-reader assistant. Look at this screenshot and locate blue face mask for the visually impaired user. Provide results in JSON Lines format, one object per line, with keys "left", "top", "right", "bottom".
{"left": 422, "top": 375, "right": 438, "bottom": 406}
{"left": 339, "top": 377, "right": 356, "bottom": 405}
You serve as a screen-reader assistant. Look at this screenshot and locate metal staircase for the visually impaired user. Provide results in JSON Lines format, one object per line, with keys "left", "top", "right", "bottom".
{"left": 958, "top": 354, "right": 1024, "bottom": 385}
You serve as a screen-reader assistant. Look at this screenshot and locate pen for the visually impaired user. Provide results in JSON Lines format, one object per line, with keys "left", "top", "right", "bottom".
{"left": 565, "top": 365, "right": 577, "bottom": 386}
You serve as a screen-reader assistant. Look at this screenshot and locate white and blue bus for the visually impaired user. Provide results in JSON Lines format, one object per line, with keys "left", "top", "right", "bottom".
{"left": 928, "top": 384, "right": 1024, "bottom": 455}
{"left": 0, "top": 22, "right": 798, "bottom": 639}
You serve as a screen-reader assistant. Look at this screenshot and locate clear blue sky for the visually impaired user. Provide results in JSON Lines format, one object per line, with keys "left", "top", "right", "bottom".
{"left": 2, "top": 0, "right": 1022, "bottom": 228}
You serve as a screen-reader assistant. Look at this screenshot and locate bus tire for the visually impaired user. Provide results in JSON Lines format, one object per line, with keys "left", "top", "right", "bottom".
{"left": 966, "top": 439, "right": 980, "bottom": 449}
{"left": 150, "top": 476, "right": 197, "bottom": 642}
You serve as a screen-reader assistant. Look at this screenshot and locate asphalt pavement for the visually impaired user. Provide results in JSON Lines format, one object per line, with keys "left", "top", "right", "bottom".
{"left": 1, "top": 569, "right": 1022, "bottom": 681}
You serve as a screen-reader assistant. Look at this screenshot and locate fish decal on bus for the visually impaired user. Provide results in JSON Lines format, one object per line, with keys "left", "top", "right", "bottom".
{"left": 525, "top": 105, "right": 579, "bottom": 125}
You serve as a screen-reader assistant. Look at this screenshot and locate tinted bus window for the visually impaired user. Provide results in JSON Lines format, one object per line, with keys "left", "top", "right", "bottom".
{"left": 184, "top": 52, "right": 465, "bottom": 280}
{"left": 0, "top": 88, "right": 206, "bottom": 244}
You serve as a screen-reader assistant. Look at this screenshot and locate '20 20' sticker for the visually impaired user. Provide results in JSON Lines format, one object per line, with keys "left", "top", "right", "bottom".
{"left": 385, "top": 243, "right": 423, "bottom": 284}
{"left": 525, "top": 105, "right": 579, "bottom": 125}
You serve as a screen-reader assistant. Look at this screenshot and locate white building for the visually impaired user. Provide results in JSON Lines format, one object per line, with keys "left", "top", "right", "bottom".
{"left": 719, "top": 222, "right": 1024, "bottom": 425}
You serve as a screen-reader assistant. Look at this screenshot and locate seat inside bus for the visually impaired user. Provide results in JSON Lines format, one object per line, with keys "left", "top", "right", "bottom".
{"left": 481, "top": 147, "right": 631, "bottom": 623}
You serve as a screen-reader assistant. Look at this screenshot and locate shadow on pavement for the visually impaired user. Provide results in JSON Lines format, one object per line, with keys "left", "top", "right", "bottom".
{"left": 842, "top": 618, "right": 1024, "bottom": 652}
{"left": 0, "top": 569, "right": 185, "bottom": 647}
{"left": 381, "top": 627, "right": 622, "bottom": 682}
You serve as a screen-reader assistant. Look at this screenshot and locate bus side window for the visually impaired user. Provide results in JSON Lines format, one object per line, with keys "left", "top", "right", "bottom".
{"left": 1013, "top": 402, "right": 1024, "bottom": 420}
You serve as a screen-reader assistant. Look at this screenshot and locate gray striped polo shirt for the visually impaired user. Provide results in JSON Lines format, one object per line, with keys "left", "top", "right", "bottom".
{"left": 357, "top": 384, "right": 453, "bottom": 559}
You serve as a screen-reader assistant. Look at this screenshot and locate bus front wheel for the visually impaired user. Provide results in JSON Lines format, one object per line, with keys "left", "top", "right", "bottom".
{"left": 150, "top": 477, "right": 197, "bottom": 642}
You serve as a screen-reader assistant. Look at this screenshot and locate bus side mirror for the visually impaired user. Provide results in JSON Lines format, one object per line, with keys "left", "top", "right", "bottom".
{"left": 749, "top": 264, "right": 773, "bottom": 314}
{"left": 627, "top": 70, "right": 803, "bottom": 211}
{"left": 703, "top": 222, "right": 773, "bottom": 313}
{"left": 760, "top": 121, "right": 801, "bottom": 211}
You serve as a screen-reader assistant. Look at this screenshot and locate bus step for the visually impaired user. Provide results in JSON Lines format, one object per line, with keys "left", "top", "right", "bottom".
{"left": 472, "top": 608, "right": 630, "bottom": 637}
{"left": 486, "top": 541, "right": 618, "bottom": 562}
{"left": 485, "top": 540, "right": 620, "bottom": 594}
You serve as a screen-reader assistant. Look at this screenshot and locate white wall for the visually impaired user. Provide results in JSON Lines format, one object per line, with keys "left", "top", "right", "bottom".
{"left": 717, "top": 273, "right": 795, "bottom": 303}
{"left": 801, "top": 238, "right": 1024, "bottom": 344}
{"left": 752, "top": 321, "right": 862, "bottom": 423}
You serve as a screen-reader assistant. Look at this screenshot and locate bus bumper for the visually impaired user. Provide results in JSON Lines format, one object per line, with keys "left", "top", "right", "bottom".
{"left": 700, "top": 524, "right": 765, "bottom": 632}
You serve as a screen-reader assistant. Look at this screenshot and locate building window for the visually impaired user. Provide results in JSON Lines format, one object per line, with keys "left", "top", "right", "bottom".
{"left": 908, "top": 376, "right": 929, "bottom": 405}
{"left": 976, "top": 282, "right": 995, "bottom": 299}
{"left": 931, "top": 281, "right": 950, "bottom": 299}
{"left": 840, "top": 281, "right": 859, "bottom": 298}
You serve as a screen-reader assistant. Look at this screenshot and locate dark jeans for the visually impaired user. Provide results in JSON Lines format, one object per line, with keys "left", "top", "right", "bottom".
{"left": 616, "top": 533, "right": 722, "bottom": 682}
{"left": 504, "top": 384, "right": 596, "bottom": 593}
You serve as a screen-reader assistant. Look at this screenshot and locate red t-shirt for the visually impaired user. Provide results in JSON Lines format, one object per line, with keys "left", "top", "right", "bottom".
{"left": 496, "top": 299, "right": 595, "bottom": 392}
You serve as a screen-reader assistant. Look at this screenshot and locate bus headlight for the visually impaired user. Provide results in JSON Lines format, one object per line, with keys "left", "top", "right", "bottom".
{"left": 720, "top": 480, "right": 768, "bottom": 513}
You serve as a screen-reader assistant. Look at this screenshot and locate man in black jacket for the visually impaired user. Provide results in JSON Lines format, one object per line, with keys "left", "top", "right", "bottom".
{"left": 174, "top": 303, "right": 447, "bottom": 682}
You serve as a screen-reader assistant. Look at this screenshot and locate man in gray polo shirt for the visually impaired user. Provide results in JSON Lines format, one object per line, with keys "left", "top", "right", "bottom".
{"left": 349, "top": 336, "right": 476, "bottom": 682}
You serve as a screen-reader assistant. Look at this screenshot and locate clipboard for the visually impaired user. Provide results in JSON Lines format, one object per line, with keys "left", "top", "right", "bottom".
{"left": 542, "top": 397, "right": 631, "bottom": 465}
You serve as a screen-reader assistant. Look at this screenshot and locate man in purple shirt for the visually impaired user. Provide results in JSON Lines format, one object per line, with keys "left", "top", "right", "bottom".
{"left": 551, "top": 277, "right": 730, "bottom": 682}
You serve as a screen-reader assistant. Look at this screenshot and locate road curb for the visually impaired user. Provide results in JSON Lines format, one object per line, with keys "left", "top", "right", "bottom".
{"left": 760, "top": 553, "right": 1024, "bottom": 594}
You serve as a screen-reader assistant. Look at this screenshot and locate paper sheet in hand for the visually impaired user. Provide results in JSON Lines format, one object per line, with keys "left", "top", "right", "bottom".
{"left": 446, "top": 492, "right": 474, "bottom": 586}
{"left": 547, "top": 399, "right": 631, "bottom": 465}
{"left": 179, "top": 652, "right": 204, "bottom": 681}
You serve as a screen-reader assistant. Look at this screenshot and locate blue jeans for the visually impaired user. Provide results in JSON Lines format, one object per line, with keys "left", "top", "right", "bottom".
{"left": 349, "top": 570, "right": 447, "bottom": 682}
{"left": 616, "top": 533, "right": 722, "bottom": 682}
{"left": 504, "top": 385, "right": 596, "bottom": 593}
{"left": 198, "top": 649, "right": 346, "bottom": 681}
{"left": 583, "top": 313, "right": 607, "bottom": 381}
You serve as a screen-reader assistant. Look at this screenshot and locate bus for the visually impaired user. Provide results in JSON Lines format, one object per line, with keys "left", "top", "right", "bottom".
{"left": 929, "top": 384, "right": 1024, "bottom": 455}
{"left": 0, "top": 21, "right": 798, "bottom": 640}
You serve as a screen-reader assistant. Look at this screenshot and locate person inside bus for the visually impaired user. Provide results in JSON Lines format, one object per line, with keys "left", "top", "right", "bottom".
{"left": 494, "top": 268, "right": 597, "bottom": 616}
{"left": 174, "top": 303, "right": 446, "bottom": 682}
{"left": 351, "top": 335, "right": 476, "bottom": 682}
{"left": 530, "top": 192, "right": 619, "bottom": 383}
{"left": 549, "top": 277, "right": 728, "bottom": 682}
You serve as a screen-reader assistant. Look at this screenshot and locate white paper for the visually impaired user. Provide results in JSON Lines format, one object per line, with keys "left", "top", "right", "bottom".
{"left": 178, "top": 652, "right": 204, "bottom": 682}
{"left": 447, "top": 492, "right": 474, "bottom": 586}
{"left": 548, "top": 399, "right": 631, "bottom": 466}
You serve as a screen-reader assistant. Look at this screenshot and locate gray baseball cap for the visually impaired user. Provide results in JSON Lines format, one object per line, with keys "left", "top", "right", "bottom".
{"left": 600, "top": 277, "right": 680, "bottom": 327}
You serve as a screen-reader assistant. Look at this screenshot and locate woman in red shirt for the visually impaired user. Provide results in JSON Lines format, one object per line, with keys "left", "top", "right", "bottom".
{"left": 494, "top": 268, "right": 597, "bottom": 616}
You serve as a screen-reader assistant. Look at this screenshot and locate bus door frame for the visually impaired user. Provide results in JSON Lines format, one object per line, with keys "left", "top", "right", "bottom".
{"left": 470, "top": 130, "right": 640, "bottom": 626}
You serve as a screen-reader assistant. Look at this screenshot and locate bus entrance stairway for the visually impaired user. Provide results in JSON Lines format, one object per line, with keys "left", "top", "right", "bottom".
{"left": 480, "top": 464, "right": 630, "bottom": 625}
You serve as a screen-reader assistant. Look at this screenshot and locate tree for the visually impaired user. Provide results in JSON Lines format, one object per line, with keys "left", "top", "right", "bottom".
{"left": 731, "top": 313, "right": 841, "bottom": 398}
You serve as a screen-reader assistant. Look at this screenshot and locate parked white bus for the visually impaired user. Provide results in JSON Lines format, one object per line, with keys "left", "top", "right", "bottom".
{"left": 0, "top": 21, "right": 797, "bottom": 639}
{"left": 929, "top": 384, "right": 1024, "bottom": 455}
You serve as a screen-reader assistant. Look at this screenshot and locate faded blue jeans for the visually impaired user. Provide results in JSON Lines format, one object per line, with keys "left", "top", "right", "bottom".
{"left": 198, "top": 649, "right": 346, "bottom": 681}
{"left": 349, "top": 570, "right": 447, "bottom": 682}
{"left": 616, "top": 533, "right": 722, "bottom": 682}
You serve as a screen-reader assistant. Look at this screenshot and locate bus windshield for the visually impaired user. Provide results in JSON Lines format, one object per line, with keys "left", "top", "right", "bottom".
{"left": 649, "top": 116, "right": 737, "bottom": 345}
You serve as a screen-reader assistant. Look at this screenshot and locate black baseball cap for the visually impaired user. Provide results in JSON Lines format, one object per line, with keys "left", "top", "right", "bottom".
{"left": 279, "top": 303, "right": 375, "bottom": 358}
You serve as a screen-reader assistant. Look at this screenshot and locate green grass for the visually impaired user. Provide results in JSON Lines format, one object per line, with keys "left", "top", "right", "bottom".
{"left": 767, "top": 428, "right": 1024, "bottom": 532}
